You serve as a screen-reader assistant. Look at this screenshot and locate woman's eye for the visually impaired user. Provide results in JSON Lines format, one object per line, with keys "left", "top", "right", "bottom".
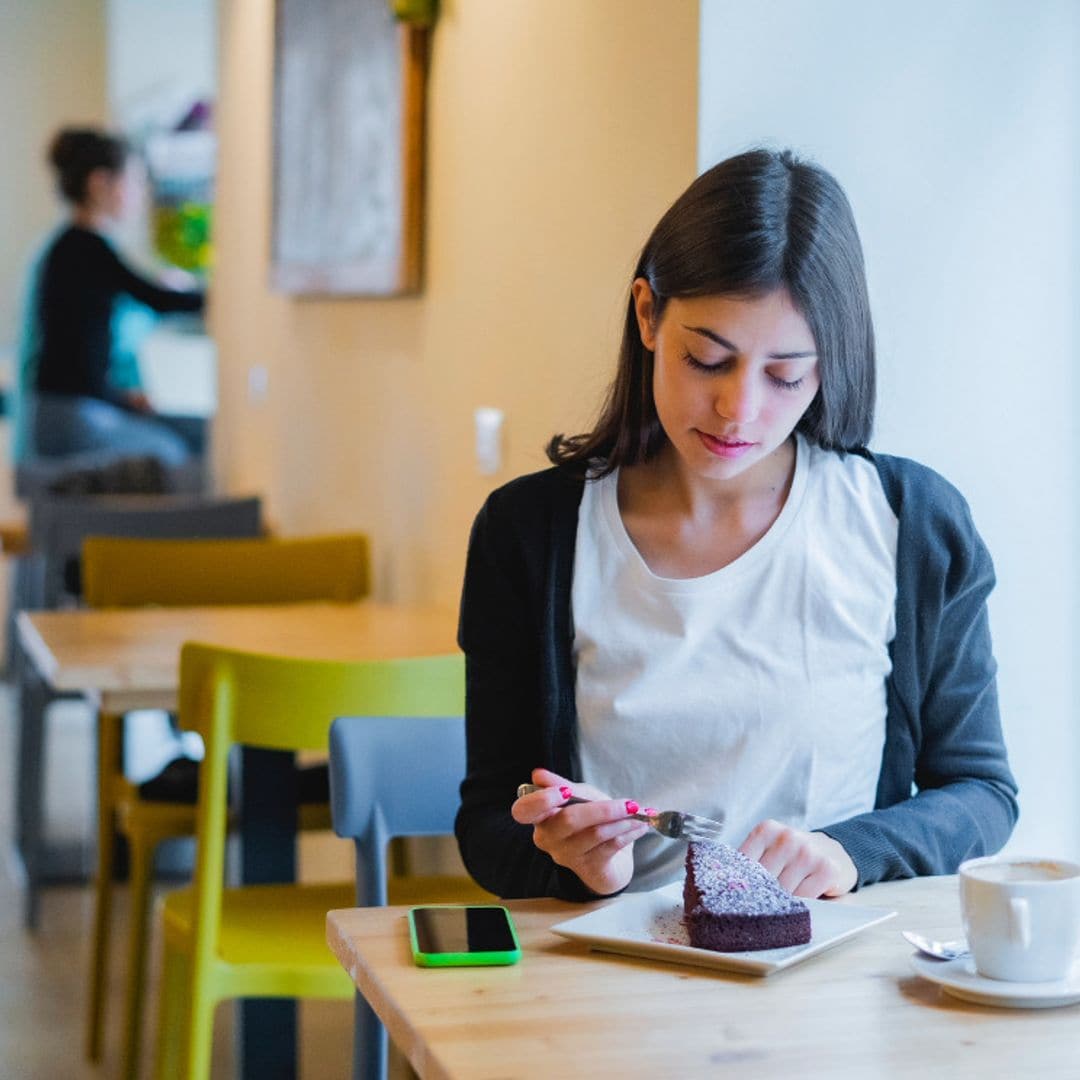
{"left": 682, "top": 351, "right": 728, "bottom": 373}
{"left": 768, "top": 373, "right": 805, "bottom": 391}
{"left": 682, "top": 351, "right": 806, "bottom": 392}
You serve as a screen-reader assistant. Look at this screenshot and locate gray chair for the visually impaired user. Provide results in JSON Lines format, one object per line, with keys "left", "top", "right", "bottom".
{"left": 329, "top": 715, "right": 485, "bottom": 1080}
{"left": 5, "top": 451, "right": 206, "bottom": 679}
{"left": 15, "top": 448, "right": 205, "bottom": 500}
{"left": 27, "top": 493, "right": 262, "bottom": 610}
{"left": 14, "top": 493, "right": 263, "bottom": 929}
{"left": 6, "top": 452, "right": 201, "bottom": 672}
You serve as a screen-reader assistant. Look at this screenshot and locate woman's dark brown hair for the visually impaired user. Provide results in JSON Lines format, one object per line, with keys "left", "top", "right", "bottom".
{"left": 548, "top": 148, "right": 876, "bottom": 474}
{"left": 48, "top": 127, "right": 129, "bottom": 205}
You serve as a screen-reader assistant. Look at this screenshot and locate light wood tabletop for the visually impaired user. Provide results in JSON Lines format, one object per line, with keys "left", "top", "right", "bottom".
{"left": 0, "top": 519, "right": 29, "bottom": 556}
{"left": 328, "top": 875, "right": 1080, "bottom": 1079}
{"left": 16, "top": 601, "right": 459, "bottom": 712}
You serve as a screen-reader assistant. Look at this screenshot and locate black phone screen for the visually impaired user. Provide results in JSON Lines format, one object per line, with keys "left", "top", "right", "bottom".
{"left": 411, "top": 906, "right": 517, "bottom": 954}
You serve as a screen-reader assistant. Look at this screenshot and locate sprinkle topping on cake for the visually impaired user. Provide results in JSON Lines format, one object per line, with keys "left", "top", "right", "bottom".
{"left": 683, "top": 840, "right": 812, "bottom": 951}
{"left": 686, "top": 842, "right": 806, "bottom": 916}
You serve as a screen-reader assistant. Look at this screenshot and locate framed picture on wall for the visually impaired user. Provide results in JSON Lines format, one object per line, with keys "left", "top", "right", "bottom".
{"left": 271, "top": 0, "right": 430, "bottom": 296}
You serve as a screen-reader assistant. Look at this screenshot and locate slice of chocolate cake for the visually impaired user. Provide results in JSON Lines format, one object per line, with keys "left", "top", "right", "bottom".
{"left": 683, "top": 840, "right": 811, "bottom": 952}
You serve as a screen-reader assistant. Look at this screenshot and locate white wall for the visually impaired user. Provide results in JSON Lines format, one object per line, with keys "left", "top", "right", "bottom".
{"left": 0, "top": 0, "right": 107, "bottom": 357}
{"left": 700, "top": 0, "right": 1079, "bottom": 859}
{"left": 107, "top": 0, "right": 216, "bottom": 133}
{"left": 106, "top": 0, "right": 218, "bottom": 416}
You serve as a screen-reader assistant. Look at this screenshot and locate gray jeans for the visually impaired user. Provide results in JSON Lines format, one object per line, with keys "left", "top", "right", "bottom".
{"left": 28, "top": 392, "right": 192, "bottom": 467}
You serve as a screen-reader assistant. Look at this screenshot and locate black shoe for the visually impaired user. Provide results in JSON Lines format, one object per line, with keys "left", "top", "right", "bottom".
{"left": 298, "top": 762, "right": 329, "bottom": 804}
{"left": 137, "top": 757, "right": 201, "bottom": 803}
{"left": 136, "top": 758, "right": 326, "bottom": 805}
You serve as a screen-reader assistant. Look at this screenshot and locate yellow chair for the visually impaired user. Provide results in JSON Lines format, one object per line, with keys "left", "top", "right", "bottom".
{"left": 153, "top": 644, "right": 485, "bottom": 1080}
{"left": 82, "top": 532, "right": 370, "bottom": 607}
{"left": 82, "top": 533, "right": 370, "bottom": 1078}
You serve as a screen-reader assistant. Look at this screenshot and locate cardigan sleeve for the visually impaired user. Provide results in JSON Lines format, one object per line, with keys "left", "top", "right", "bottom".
{"left": 454, "top": 487, "right": 599, "bottom": 901}
{"left": 819, "top": 476, "right": 1018, "bottom": 886}
{"left": 99, "top": 237, "right": 205, "bottom": 315}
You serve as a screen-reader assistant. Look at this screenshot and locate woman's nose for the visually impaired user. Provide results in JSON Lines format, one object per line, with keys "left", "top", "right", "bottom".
{"left": 715, "top": 373, "right": 761, "bottom": 423}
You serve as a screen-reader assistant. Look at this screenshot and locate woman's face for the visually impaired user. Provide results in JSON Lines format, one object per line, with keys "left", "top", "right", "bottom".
{"left": 633, "top": 282, "right": 821, "bottom": 483}
{"left": 85, "top": 164, "right": 136, "bottom": 221}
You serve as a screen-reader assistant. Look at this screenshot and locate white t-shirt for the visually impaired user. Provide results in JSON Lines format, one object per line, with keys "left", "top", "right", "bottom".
{"left": 571, "top": 434, "right": 899, "bottom": 891}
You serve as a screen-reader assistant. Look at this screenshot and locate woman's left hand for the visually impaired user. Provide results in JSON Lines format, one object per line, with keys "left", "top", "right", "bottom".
{"left": 122, "top": 390, "right": 154, "bottom": 414}
{"left": 738, "top": 820, "right": 857, "bottom": 898}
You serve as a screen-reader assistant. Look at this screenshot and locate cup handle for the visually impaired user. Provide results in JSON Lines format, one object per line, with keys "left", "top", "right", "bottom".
{"left": 1008, "top": 897, "right": 1031, "bottom": 948}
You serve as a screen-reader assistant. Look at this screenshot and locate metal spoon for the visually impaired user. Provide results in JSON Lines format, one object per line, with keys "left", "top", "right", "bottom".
{"left": 902, "top": 930, "right": 969, "bottom": 961}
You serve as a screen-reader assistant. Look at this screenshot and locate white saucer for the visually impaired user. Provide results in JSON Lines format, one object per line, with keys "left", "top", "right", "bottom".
{"left": 910, "top": 952, "right": 1080, "bottom": 1009}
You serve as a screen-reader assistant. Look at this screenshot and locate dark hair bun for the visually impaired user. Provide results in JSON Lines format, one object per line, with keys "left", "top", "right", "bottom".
{"left": 47, "top": 127, "right": 128, "bottom": 204}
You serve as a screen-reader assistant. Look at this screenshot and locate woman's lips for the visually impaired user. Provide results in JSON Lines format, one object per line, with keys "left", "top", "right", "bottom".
{"left": 697, "top": 430, "right": 757, "bottom": 459}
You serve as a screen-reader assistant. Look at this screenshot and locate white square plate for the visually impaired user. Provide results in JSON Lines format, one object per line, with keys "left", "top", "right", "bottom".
{"left": 550, "top": 881, "right": 896, "bottom": 976}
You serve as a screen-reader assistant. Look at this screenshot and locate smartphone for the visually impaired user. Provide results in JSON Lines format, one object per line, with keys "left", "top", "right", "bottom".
{"left": 408, "top": 904, "right": 522, "bottom": 967}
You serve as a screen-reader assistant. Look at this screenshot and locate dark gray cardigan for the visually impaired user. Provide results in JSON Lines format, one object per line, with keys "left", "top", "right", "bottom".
{"left": 455, "top": 453, "right": 1018, "bottom": 901}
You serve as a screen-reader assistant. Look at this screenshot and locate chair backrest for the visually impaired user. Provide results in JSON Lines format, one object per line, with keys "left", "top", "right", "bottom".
{"left": 328, "top": 714, "right": 469, "bottom": 907}
{"left": 176, "top": 643, "right": 464, "bottom": 960}
{"left": 27, "top": 494, "right": 262, "bottom": 607}
{"left": 81, "top": 533, "right": 370, "bottom": 608}
{"left": 178, "top": 644, "right": 463, "bottom": 751}
{"left": 15, "top": 449, "right": 204, "bottom": 498}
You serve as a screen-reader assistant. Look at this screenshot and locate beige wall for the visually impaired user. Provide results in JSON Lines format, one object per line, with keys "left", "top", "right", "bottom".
{"left": 214, "top": 0, "right": 699, "bottom": 607}
{"left": 0, "top": 0, "right": 108, "bottom": 354}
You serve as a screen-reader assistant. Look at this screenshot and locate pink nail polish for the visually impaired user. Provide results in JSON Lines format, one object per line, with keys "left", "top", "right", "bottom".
{"left": 643, "top": 807, "right": 658, "bottom": 817}
{"left": 559, "top": 785, "right": 573, "bottom": 800}
{"left": 625, "top": 799, "right": 640, "bottom": 815}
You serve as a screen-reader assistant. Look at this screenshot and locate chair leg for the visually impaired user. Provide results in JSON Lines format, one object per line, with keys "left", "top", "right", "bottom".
{"left": 354, "top": 990, "right": 388, "bottom": 1080}
{"left": 86, "top": 709, "right": 122, "bottom": 1061}
{"left": 183, "top": 982, "right": 215, "bottom": 1080}
{"left": 121, "top": 829, "right": 156, "bottom": 1080}
{"left": 4, "top": 554, "right": 25, "bottom": 682}
{"left": 86, "top": 786, "right": 115, "bottom": 1059}
{"left": 17, "top": 664, "right": 48, "bottom": 931}
{"left": 153, "top": 938, "right": 186, "bottom": 1080}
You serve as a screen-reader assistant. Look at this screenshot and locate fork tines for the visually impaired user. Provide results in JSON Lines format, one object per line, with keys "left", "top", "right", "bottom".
{"left": 674, "top": 812, "right": 726, "bottom": 844}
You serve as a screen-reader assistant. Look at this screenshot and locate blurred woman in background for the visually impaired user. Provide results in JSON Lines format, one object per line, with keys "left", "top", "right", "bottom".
{"left": 15, "top": 127, "right": 203, "bottom": 466}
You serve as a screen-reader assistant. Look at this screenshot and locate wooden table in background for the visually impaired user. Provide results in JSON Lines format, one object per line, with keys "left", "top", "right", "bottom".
{"left": 16, "top": 600, "right": 459, "bottom": 1080}
{"left": 17, "top": 600, "right": 459, "bottom": 712}
{"left": 328, "top": 875, "right": 1080, "bottom": 1079}
{"left": 0, "top": 519, "right": 29, "bottom": 556}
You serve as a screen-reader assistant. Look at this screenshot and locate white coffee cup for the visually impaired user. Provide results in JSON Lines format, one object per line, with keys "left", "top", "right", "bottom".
{"left": 959, "top": 854, "right": 1080, "bottom": 982}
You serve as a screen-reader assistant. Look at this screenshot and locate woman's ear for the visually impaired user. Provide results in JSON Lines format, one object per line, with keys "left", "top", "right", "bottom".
{"left": 631, "top": 278, "right": 658, "bottom": 351}
{"left": 83, "top": 167, "right": 112, "bottom": 209}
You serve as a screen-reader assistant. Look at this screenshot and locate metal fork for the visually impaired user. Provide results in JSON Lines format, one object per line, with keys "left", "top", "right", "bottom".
{"left": 516, "top": 783, "right": 726, "bottom": 843}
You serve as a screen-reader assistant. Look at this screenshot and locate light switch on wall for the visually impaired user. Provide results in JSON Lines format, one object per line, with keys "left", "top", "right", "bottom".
{"left": 474, "top": 407, "right": 504, "bottom": 474}
{"left": 247, "top": 364, "right": 269, "bottom": 404}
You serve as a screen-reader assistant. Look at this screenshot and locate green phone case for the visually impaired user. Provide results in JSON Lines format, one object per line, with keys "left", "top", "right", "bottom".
{"left": 408, "top": 905, "right": 522, "bottom": 967}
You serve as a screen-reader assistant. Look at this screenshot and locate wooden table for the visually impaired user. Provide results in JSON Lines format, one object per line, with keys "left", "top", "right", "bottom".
{"left": 15, "top": 600, "right": 459, "bottom": 1079}
{"left": 0, "top": 518, "right": 29, "bottom": 556}
{"left": 16, "top": 600, "right": 459, "bottom": 712}
{"left": 15, "top": 601, "right": 459, "bottom": 886}
{"left": 328, "top": 876, "right": 1080, "bottom": 1079}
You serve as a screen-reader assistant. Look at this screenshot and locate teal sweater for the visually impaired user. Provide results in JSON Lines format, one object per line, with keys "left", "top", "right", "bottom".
{"left": 455, "top": 453, "right": 1018, "bottom": 900}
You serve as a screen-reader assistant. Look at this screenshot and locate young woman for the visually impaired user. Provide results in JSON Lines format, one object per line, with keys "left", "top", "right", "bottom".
{"left": 17, "top": 127, "right": 202, "bottom": 465}
{"left": 455, "top": 148, "right": 1017, "bottom": 902}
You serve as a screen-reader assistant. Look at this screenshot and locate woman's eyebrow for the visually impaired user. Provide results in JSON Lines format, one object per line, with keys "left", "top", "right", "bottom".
{"left": 683, "top": 324, "right": 817, "bottom": 360}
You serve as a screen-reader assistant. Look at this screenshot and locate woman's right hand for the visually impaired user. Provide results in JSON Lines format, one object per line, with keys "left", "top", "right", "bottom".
{"left": 512, "top": 767, "right": 650, "bottom": 896}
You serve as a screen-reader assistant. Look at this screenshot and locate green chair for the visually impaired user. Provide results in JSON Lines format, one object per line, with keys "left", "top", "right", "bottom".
{"left": 153, "top": 644, "right": 474, "bottom": 1080}
{"left": 81, "top": 533, "right": 369, "bottom": 1078}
